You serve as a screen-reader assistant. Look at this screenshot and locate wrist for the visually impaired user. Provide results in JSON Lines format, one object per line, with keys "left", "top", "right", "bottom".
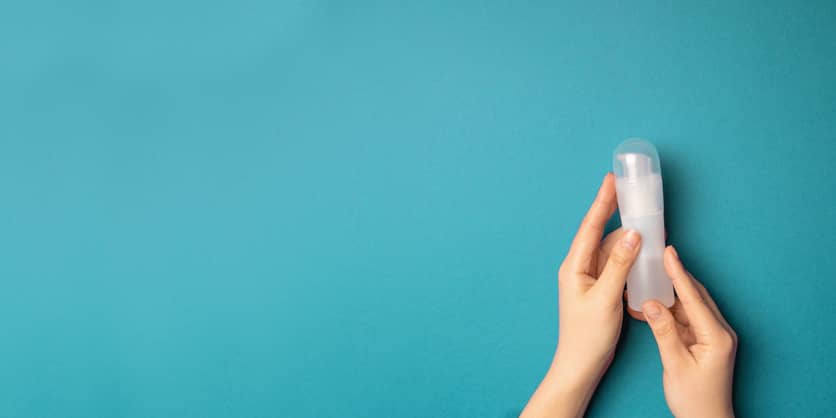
{"left": 520, "top": 355, "right": 601, "bottom": 418}
{"left": 675, "top": 405, "right": 734, "bottom": 418}
{"left": 551, "top": 346, "right": 611, "bottom": 390}
{"left": 546, "top": 352, "right": 605, "bottom": 405}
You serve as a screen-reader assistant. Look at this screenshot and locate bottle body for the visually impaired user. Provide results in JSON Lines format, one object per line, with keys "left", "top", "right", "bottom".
{"left": 618, "top": 201, "right": 675, "bottom": 310}
{"left": 613, "top": 140, "right": 675, "bottom": 311}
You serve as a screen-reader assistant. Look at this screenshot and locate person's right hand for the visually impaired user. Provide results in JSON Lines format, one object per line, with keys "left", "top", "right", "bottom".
{"left": 639, "top": 246, "right": 738, "bottom": 418}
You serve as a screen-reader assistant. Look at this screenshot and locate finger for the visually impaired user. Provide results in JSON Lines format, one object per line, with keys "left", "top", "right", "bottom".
{"left": 671, "top": 300, "right": 691, "bottom": 328}
{"left": 690, "top": 275, "right": 735, "bottom": 335}
{"left": 628, "top": 308, "right": 645, "bottom": 321}
{"left": 664, "top": 246, "right": 727, "bottom": 341}
{"left": 643, "top": 300, "right": 692, "bottom": 369}
{"left": 676, "top": 321, "right": 697, "bottom": 347}
{"left": 625, "top": 291, "right": 645, "bottom": 321}
{"left": 564, "top": 173, "right": 617, "bottom": 274}
{"left": 597, "top": 228, "right": 626, "bottom": 275}
{"left": 592, "top": 229, "right": 641, "bottom": 299}
{"left": 600, "top": 228, "right": 626, "bottom": 256}
{"left": 630, "top": 294, "right": 696, "bottom": 345}
{"left": 628, "top": 292, "right": 691, "bottom": 330}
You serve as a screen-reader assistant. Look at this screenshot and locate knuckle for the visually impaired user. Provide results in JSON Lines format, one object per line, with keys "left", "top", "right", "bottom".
{"left": 678, "top": 292, "right": 692, "bottom": 305}
{"left": 558, "top": 262, "right": 568, "bottom": 280}
{"left": 557, "top": 263, "right": 574, "bottom": 285}
{"left": 716, "top": 332, "right": 736, "bottom": 352}
{"left": 609, "top": 249, "right": 632, "bottom": 267}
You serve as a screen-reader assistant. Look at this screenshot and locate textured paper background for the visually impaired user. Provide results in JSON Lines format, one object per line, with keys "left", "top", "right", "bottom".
{"left": 1, "top": 1, "right": 834, "bottom": 416}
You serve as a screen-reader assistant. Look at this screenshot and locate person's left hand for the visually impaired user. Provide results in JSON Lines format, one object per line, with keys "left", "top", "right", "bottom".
{"left": 522, "top": 173, "right": 641, "bottom": 417}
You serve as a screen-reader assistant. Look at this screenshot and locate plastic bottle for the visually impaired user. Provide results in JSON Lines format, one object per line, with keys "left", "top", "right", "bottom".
{"left": 613, "top": 138, "right": 675, "bottom": 311}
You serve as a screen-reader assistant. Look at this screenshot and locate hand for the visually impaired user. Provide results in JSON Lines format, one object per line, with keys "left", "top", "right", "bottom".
{"left": 640, "top": 246, "right": 737, "bottom": 418}
{"left": 522, "top": 173, "right": 641, "bottom": 417}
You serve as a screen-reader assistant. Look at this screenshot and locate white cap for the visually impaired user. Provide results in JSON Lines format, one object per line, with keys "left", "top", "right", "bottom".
{"left": 613, "top": 138, "right": 664, "bottom": 218}
{"left": 613, "top": 138, "right": 661, "bottom": 179}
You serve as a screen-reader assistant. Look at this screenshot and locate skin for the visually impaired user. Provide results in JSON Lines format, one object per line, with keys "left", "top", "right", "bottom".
{"left": 520, "top": 173, "right": 737, "bottom": 418}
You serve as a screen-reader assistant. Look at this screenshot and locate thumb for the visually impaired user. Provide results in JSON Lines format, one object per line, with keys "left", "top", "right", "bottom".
{"left": 592, "top": 229, "right": 641, "bottom": 299}
{"left": 643, "top": 300, "right": 691, "bottom": 370}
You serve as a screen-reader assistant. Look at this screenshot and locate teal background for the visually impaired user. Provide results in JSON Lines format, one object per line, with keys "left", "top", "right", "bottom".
{"left": 1, "top": 1, "right": 835, "bottom": 417}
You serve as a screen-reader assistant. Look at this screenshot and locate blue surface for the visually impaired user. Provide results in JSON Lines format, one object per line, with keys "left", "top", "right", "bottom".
{"left": 2, "top": 1, "right": 835, "bottom": 417}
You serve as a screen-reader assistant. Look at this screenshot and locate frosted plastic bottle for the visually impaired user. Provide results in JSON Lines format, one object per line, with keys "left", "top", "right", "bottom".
{"left": 613, "top": 139, "right": 675, "bottom": 311}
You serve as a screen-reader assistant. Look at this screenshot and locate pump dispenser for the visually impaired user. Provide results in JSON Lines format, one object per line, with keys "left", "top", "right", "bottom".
{"left": 613, "top": 139, "right": 675, "bottom": 311}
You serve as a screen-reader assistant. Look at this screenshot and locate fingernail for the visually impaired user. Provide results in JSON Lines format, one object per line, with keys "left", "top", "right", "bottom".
{"left": 621, "top": 230, "right": 640, "bottom": 250}
{"left": 670, "top": 245, "right": 679, "bottom": 259}
{"left": 644, "top": 303, "right": 661, "bottom": 320}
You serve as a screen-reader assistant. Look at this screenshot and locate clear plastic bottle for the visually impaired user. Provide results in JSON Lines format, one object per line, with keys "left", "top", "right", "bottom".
{"left": 613, "top": 139, "right": 675, "bottom": 311}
